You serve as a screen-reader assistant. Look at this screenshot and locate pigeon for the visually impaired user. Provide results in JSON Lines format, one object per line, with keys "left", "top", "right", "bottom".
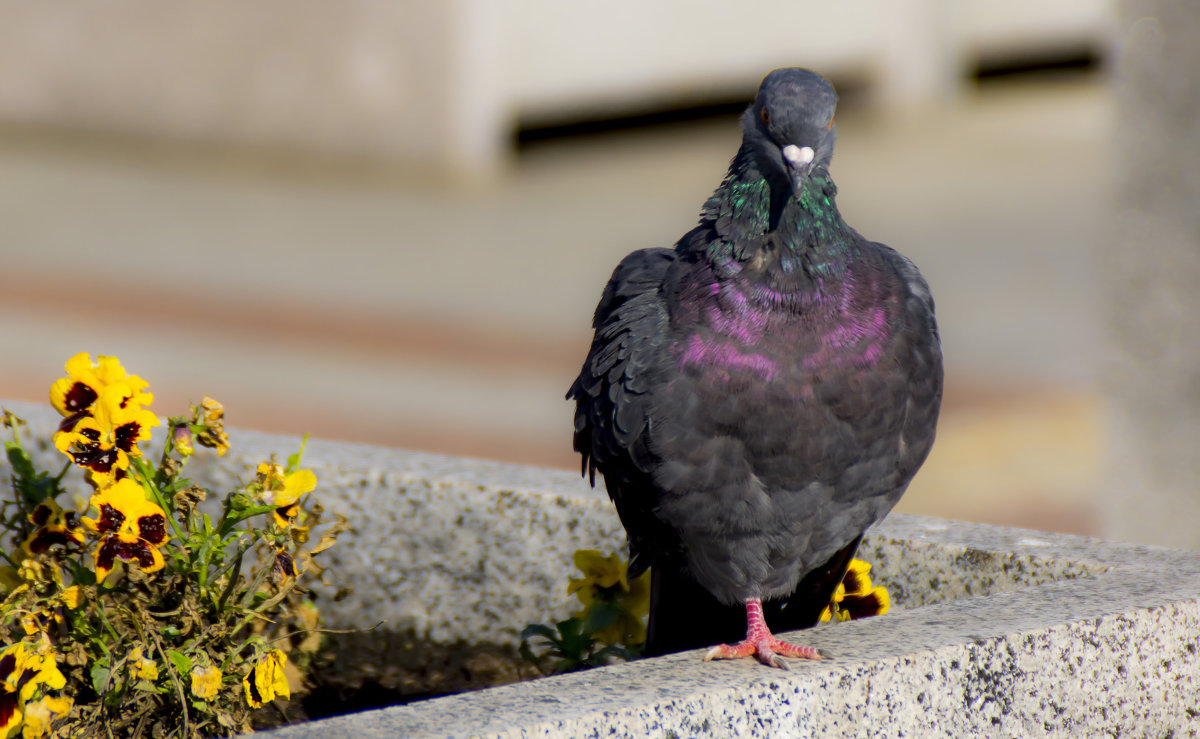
{"left": 567, "top": 68, "right": 942, "bottom": 668}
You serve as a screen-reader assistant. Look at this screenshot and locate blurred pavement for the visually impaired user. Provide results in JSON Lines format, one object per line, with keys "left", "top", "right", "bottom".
{"left": 0, "top": 73, "right": 1109, "bottom": 535}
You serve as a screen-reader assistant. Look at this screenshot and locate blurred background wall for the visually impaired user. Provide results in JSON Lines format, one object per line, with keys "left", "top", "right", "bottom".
{"left": 0, "top": 0, "right": 1110, "bottom": 176}
{"left": 3, "top": 1, "right": 1190, "bottom": 545}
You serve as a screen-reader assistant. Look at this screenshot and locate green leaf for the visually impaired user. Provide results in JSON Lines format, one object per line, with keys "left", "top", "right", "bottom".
{"left": 66, "top": 558, "right": 97, "bottom": 586}
{"left": 519, "top": 620, "right": 586, "bottom": 674}
{"left": 232, "top": 503, "right": 276, "bottom": 519}
{"left": 580, "top": 601, "right": 621, "bottom": 635}
{"left": 91, "top": 662, "right": 113, "bottom": 695}
{"left": 286, "top": 435, "right": 310, "bottom": 473}
{"left": 6, "top": 444, "right": 34, "bottom": 479}
{"left": 5, "top": 443, "right": 62, "bottom": 507}
{"left": 518, "top": 637, "right": 543, "bottom": 668}
{"left": 519, "top": 623, "right": 560, "bottom": 643}
{"left": 215, "top": 498, "right": 276, "bottom": 540}
{"left": 166, "top": 650, "right": 192, "bottom": 675}
{"left": 546, "top": 619, "right": 592, "bottom": 670}
{"left": 589, "top": 644, "right": 638, "bottom": 665}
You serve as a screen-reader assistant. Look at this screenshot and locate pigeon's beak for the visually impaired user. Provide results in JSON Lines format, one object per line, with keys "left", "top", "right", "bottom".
{"left": 782, "top": 144, "right": 815, "bottom": 201}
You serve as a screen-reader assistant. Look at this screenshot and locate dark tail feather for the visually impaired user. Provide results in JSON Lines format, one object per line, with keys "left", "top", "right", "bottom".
{"left": 762, "top": 535, "right": 863, "bottom": 632}
{"left": 643, "top": 536, "right": 863, "bottom": 657}
{"left": 644, "top": 566, "right": 746, "bottom": 657}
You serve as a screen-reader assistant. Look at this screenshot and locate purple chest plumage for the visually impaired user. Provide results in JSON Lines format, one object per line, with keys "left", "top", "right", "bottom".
{"left": 672, "top": 260, "right": 899, "bottom": 385}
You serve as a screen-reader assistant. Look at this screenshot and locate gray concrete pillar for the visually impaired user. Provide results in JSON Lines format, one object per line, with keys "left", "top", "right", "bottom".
{"left": 1102, "top": 0, "right": 1200, "bottom": 547}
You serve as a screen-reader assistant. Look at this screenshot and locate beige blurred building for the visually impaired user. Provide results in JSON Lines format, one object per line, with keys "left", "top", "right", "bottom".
{"left": 0, "top": 1, "right": 1110, "bottom": 175}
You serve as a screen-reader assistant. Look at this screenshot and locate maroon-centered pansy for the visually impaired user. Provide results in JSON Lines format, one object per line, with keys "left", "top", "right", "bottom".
{"left": 81, "top": 479, "right": 170, "bottom": 584}
{"left": 0, "top": 641, "right": 66, "bottom": 734}
{"left": 818, "top": 558, "right": 891, "bottom": 623}
{"left": 255, "top": 463, "right": 316, "bottom": 529}
{"left": 21, "top": 499, "right": 84, "bottom": 556}
{"left": 272, "top": 549, "right": 299, "bottom": 584}
{"left": 53, "top": 384, "right": 159, "bottom": 487}
{"left": 49, "top": 352, "right": 153, "bottom": 420}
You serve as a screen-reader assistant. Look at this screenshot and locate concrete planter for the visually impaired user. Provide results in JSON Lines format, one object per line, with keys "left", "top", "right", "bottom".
{"left": 2, "top": 399, "right": 1196, "bottom": 737}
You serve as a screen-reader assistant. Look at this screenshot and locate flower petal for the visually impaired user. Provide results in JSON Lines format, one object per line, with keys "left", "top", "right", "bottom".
{"left": 59, "top": 587, "right": 81, "bottom": 610}
{"left": 276, "top": 469, "right": 317, "bottom": 507}
{"left": 841, "top": 559, "right": 873, "bottom": 596}
{"left": 23, "top": 502, "right": 84, "bottom": 555}
{"left": 49, "top": 379, "right": 97, "bottom": 419}
{"left": 20, "top": 694, "right": 71, "bottom": 737}
{"left": 129, "top": 645, "right": 159, "bottom": 682}
{"left": 0, "top": 691, "right": 19, "bottom": 737}
{"left": 572, "top": 550, "right": 624, "bottom": 589}
{"left": 135, "top": 512, "right": 169, "bottom": 547}
{"left": 50, "top": 353, "right": 155, "bottom": 420}
{"left": 0, "top": 646, "right": 21, "bottom": 685}
{"left": 272, "top": 503, "right": 301, "bottom": 529}
{"left": 94, "top": 533, "right": 165, "bottom": 583}
{"left": 273, "top": 549, "right": 299, "bottom": 582}
{"left": 89, "top": 479, "right": 167, "bottom": 537}
{"left": 22, "top": 526, "right": 84, "bottom": 556}
{"left": 841, "top": 586, "right": 891, "bottom": 620}
{"left": 49, "top": 353, "right": 102, "bottom": 417}
{"left": 13, "top": 644, "right": 66, "bottom": 701}
{"left": 243, "top": 650, "right": 289, "bottom": 708}
{"left": 190, "top": 664, "right": 222, "bottom": 701}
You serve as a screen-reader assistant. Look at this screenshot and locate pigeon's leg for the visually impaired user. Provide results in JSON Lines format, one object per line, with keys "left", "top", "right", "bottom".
{"left": 702, "top": 598, "right": 822, "bottom": 669}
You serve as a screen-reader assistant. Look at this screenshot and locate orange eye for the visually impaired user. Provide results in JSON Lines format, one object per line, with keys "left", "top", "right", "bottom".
{"left": 827, "top": 117, "right": 835, "bottom": 129}
{"left": 760, "top": 107, "right": 770, "bottom": 125}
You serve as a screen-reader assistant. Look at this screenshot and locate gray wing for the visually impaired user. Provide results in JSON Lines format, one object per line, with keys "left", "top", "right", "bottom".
{"left": 567, "top": 247, "right": 675, "bottom": 575}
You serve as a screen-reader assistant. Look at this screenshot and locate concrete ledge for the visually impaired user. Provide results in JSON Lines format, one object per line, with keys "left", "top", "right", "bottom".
{"left": 2, "top": 400, "right": 1197, "bottom": 736}
{"left": 261, "top": 523, "right": 1198, "bottom": 738}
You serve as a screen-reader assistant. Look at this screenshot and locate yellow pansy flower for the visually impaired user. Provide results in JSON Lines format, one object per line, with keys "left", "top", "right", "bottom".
{"left": 190, "top": 663, "right": 222, "bottom": 702}
{"left": 819, "top": 558, "right": 891, "bottom": 623}
{"left": 243, "top": 650, "right": 290, "bottom": 709}
{"left": 81, "top": 479, "right": 170, "bottom": 584}
{"left": 19, "top": 694, "right": 71, "bottom": 738}
{"left": 53, "top": 384, "right": 159, "bottom": 487}
{"left": 567, "top": 550, "right": 650, "bottom": 647}
{"left": 49, "top": 352, "right": 153, "bottom": 419}
{"left": 128, "top": 645, "right": 158, "bottom": 682}
{"left": 256, "top": 463, "right": 317, "bottom": 529}
{"left": 21, "top": 499, "right": 84, "bottom": 556}
{"left": 567, "top": 550, "right": 628, "bottom": 606}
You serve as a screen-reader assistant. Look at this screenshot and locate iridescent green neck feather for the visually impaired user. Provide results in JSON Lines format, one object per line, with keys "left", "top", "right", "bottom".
{"left": 696, "top": 150, "right": 855, "bottom": 280}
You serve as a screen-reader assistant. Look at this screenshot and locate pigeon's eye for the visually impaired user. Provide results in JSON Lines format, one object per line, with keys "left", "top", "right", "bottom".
{"left": 760, "top": 107, "right": 770, "bottom": 125}
{"left": 827, "top": 117, "right": 835, "bottom": 129}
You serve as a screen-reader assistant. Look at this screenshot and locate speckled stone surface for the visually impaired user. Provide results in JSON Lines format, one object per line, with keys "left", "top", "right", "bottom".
{"left": 260, "top": 520, "right": 1200, "bottom": 738}
{"left": 3, "top": 400, "right": 1197, "bottom": 736}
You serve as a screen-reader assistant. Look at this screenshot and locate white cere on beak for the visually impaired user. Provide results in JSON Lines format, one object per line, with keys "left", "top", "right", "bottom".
{"left": 782, "top": 145, "right": 815, "bottom": 166}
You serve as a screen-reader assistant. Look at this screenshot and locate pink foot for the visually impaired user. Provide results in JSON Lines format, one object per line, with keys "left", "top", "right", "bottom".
{"left": 701, "top": 598, "right": 823, "bottom": 669}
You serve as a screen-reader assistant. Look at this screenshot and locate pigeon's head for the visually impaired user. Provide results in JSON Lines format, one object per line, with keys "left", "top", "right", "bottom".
{"left": 741, "top": 68, "right": 838, "bottom": 201}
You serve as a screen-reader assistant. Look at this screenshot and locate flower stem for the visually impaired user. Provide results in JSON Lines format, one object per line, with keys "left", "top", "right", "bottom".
{"left": 54, "top": 460, "right": 72, "bottom": 484}
{"left": 147, "top": 620, "right": 190, "bottom": 738}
